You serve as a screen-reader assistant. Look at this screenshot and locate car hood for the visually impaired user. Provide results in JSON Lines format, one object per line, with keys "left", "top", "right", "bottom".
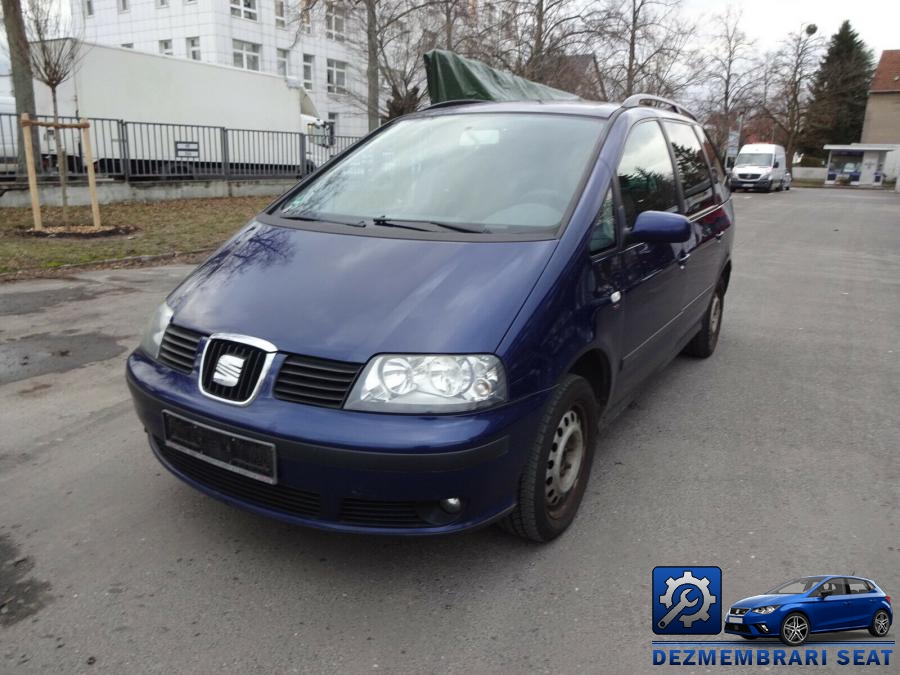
{"left": 734, "top": 594, "right": 794, "bottom": 608}
{"left": 168, "top": 221, "right": 557, "bottom": 362}
{"left": 733, "top": 164, "right": 771, "bottom": 172}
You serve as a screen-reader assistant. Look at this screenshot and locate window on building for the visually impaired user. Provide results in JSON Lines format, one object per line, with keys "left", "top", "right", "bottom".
{"left": 84, "top": 0, "right": 94, "bottom": 17}
{"left": 275, "top": 0, "right": 286, "bottom": 28}
{"left": 277, "top": 48, "right": 290, "bottom": 76}
{"left": 302, "top": 53, "right": 314, "bottom": 90}
{"left": 186, "top": 37, "right": 201, "bottom": 60}
{"left": 157, "top": 0, "right": 168, "bottom": 8}
{"left": 325, "top": 2, "right": 346, "bottom": 41}
{"left": 121, "top": 43, "right": 134, "bottom": 48}
{"left": 159, "top": 39, "right": 173, "bottom": 55}
{"left": 327, "top": 112, "right": 338, "bottom": 134}
{"left": 230, "top": 0, "right": 257, "bottom": 21}
{"left": 326, "top": 58, "right": 347, "bottom": 93}
{"left": 232, "top": 39, "right": 261, "bottom": 70}
{"left": 299, "top": 0, "right": 312, "bottom": 33}
{"left": 118, "top": 0, "right": 129, "bottom": 12}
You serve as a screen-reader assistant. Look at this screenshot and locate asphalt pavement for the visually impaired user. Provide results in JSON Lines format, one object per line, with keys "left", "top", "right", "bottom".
{"left": 1, "top": 187, "right": 898, "bottom": 674}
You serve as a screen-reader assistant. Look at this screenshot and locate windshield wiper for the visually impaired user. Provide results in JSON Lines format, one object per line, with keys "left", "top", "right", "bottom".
{"left": 281, "top": 210, "right": 366, "bottom": 228}
{"left": 371, "top": 216, "right": 487, "bottom": 234}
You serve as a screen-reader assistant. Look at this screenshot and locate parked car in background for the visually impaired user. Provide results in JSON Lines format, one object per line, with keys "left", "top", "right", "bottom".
{"left": 730, "top": 143, "right": 790, "bottom": 192}
{"left": 725, "top": 575, "right": 892, "bottom": 646}
{"left": 127, "top": 95, "right": 734, "bottom": 542}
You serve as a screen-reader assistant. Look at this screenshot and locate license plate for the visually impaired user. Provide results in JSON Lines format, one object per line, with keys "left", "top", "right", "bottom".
{"left": 162, "top": 411, "right": 277, "bottom": 484}
{"left": 728, "top": 616, "right": 743, "bottom": 624}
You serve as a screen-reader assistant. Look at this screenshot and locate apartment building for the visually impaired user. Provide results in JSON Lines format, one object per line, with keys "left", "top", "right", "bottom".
{"left": 71, "top": 0, "right": 369, "bottom": 136}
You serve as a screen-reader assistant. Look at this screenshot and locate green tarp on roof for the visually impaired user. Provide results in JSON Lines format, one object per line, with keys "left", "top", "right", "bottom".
{"left": 424, "top": 49, "right": 580, "bottom": 104}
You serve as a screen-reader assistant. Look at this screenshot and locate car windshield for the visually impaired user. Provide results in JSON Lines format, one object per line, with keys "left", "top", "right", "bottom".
{"left": 767, "top": 577, "right": 826, "bottom": 594}
{"left": 736, "top": 152, "right": 773, "bottom": 166}
{"left": 280, "top": 113, "right": 606, "bottom": 234}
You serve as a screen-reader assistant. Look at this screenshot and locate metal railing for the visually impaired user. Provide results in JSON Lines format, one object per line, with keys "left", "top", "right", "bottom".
{"left": 0, "top": 113, "right": 363, "bottom": 182}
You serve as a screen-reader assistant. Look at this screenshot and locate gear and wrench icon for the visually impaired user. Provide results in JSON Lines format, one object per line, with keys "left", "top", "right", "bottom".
{"left": 658, "top": 570, "right": 717, "bottom": 628}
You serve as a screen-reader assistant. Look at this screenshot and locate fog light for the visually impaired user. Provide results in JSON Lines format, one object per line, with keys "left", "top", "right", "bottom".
{"left": 439, "top": 497, "right": 462, "bottom": 514}
{"left": 758, "top": 624, "right": 770, "bottom": 633}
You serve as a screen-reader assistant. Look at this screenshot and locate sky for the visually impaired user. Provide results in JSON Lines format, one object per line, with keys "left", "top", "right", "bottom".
{"left": 683, "top": 0, "right": 899, "bottom": 57}
{"left": 2, "top": 0, "right": 899, "bottom": 77}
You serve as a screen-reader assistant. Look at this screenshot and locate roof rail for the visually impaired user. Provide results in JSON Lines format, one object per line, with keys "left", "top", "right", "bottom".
{"left": 423, "top": 99, "right": 489, "bottom": 110}
{"left": 621, "top": 94, "right": 696, "bottom": 120}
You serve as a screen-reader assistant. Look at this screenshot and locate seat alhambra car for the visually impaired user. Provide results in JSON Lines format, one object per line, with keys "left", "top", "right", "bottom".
{"left": 725, "top": 576, "right": 892, "bottom": 645}
{"left": 127, "top": 94, "right": 734, "bottom": 542}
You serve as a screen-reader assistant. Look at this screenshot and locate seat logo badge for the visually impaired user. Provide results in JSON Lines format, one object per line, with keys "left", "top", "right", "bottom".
{"left": 213, "top": 354, "right": 245, "bottom": 387}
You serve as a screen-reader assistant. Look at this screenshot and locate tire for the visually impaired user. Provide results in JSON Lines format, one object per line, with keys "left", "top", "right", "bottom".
{"left": 499, "top": 374, "right": 598, "bottom": 542}
{"left": 683, "top": 282, "right": 724, "bottom": 358}
{"left": 869, "top": 609, "right": 891, "bottom": 637}
{"left": 785, "top": 182, "right": 791, "bottom": 191}
{"left": 779, "top": 613, "right": 810, "bottom": 646}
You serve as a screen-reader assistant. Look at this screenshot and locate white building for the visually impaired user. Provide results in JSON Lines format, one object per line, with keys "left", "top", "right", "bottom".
{"left": 71, "top": 0, "right": 370, "bottom": 136}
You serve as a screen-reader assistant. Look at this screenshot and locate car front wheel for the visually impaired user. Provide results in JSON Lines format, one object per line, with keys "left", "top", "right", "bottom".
{"left": 499, "top": 374, "right": 598, "bottom": 542}
{"left": 780, "top": 613, "right": 810, "bottom": 646}
{"left": 869, "top": 609, "right": 891, "bottom": 637}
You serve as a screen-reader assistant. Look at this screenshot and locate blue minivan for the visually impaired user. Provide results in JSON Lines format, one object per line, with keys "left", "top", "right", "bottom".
{"left": 127, "top": 95, "right": 734, "bottom": 541}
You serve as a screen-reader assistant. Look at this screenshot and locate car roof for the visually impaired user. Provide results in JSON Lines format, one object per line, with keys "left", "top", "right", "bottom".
{"left": 414, "top": 99, "right": 619, "bottom": 119}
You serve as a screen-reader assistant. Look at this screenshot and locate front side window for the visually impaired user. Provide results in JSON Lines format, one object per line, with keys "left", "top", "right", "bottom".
{"left": 233, "top": 39, "right": 260, "bottom": 70}
{"left": 186, "top": 37, "right": 201, "bottom": 60}
{"left": 617, "top": 121, "right": 678, "bottom": 229}
{"left": 230, "top": 0, "right": 257, "bottom": 21}
{"left": 277, "top": 48, "right": 290, "bottom": 76}
{"left": 325, "top": 2, "right": 346, "bottom": 40}
{"left": 280, "top": 113, "right": 606, "bottom": 234}
{"left": 815, "top": 578, "right": 850, "bottom": 596}
{"left": 663, "top": 121, "right": 715, "bottom": 215}
{"left": 326, "top": 58, "right": 347, "bottom": 93}
{"left": 590, "top": 189, "right": 615, "bottom": 254}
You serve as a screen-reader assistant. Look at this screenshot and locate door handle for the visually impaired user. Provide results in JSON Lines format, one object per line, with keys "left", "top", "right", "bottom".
{"left": 677, "top": 251, "right": 691, "bottom": 267}
{"left": 715, "top": 231, "right": 724, "bottom": 241}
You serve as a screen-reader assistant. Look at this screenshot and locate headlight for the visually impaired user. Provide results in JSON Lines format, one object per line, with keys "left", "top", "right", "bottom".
{"left": 752, "top": 605, "right": 780, "bottom": 614}
{"left": 344, "top": 354, "right": 507, "bottom": 413}
{"left": 139, "top": 301, "right": 174, "bottom": 359}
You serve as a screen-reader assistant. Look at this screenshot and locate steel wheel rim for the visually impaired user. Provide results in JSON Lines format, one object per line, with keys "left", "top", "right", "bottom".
{"left": 875, "top": 611, "right": 889, "bottom": 635}
{"left": 784, "top": 615, "right": 808, "bottom": 643}
{"left": 710, "top": 294, "right": 722, "bottom": 335}
{"left": 545, "top": 408, "right": 585, "bottom": 510}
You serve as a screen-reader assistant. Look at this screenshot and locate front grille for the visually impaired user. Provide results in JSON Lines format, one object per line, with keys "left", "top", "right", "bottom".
{"left": 156, "top": 438, "right": 321, "bottom": 518}
{"left": 737, "top": 173, "right": 759, "bottom": 180}
{"left": 730, "top": 607, "right": 750, "bottom": 616}
{"left": 273, "top": 354, "right": 363, "bottom": 408}
{"left": 201, "top": 339, "right": 268, "bottom": 403}
{"left": 725, "top": 623, "right": 751, "bottom": 633}
{"left": 338, "top": 498, "right": 429, "bottom": 528}
{"left": 158, "top": 324, "right": 203, "bottom": 373}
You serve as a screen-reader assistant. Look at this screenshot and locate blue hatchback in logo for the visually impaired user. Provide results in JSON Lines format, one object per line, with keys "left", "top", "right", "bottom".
{"left": 653, "top": 567, "right": 722, "bottom": 635}
{"left": 725, "top": 575, "right": 893, "bottom": 646}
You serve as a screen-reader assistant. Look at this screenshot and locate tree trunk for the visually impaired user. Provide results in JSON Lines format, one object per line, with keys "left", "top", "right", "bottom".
{"left": 1, "top": 0, "right": 39, "bottom": 176}
{"left": 51, "top": 87, "right": 69, "bottom": 226}
{"left": 365, "top": 0, "right": 379, "bottom": 132}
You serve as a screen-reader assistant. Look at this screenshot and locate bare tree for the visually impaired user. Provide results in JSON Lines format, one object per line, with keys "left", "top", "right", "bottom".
{"left": 699, "top": 7, "right": 759, "bottom": 151}
{"left": 591, "top": 0, "right": 705, "bottom": 101}
{"left": 759, "top": 24, "right": 823, "bottom": 169}
{"left": 1, "top": 0, "right": 39, "bottom": 174}
{"left": 25, "top": 0, "right": 83, "bottom": 224}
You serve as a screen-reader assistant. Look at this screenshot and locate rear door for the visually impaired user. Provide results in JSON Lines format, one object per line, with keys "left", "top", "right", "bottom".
{"left": 614, "top": 119, "right": 686, "bottom": 393}
{"left": 846, "top": 578, "right": 878, "bottom": 628}
{"left": 661, "top": 120, "right": 728, "bottom": 331}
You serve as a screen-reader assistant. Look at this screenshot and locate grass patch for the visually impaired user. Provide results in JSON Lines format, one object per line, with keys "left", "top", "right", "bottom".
{"left": 0, "top": 196, "right": 271, "bottom": 275}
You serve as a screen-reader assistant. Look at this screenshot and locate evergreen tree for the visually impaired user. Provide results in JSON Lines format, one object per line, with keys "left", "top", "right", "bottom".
{"left": 802, "top": 21, "right": 874, "bottom": 156}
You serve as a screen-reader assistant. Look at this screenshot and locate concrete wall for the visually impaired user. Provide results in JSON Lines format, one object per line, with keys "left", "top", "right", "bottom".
{"left": 861, "top": 93, "right": 900, "bottom": 144}
{"left": 789, "top": 167, "right": 827, "bottom": 181}
{"left": 0, "top": 178, "right": 295, "bottom": 208}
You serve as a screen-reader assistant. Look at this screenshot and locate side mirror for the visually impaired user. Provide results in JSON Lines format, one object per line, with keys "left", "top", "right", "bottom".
{"left": 819, "top": 590, "right": 833, "bottom": 599}
{"left": 630, "top": 211, "right": 691, "bottom": 244}
{"left": 774, "top": 160, "right": 780, "bottom": 168}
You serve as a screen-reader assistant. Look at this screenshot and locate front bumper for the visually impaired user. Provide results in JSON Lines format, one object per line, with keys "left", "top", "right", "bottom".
{"left": 127, "top": 350, "right": 547, "bottom": 535}
{"left": 730, "top": 177, "right": 772, "bottom": 190}
{"left": 724, "top": 617, "right": 778, "bottom": 636}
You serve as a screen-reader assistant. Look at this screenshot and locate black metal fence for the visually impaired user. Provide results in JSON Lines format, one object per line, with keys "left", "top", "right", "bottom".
{"left": 0, "top": 113, "right": 362, "bottom": 182}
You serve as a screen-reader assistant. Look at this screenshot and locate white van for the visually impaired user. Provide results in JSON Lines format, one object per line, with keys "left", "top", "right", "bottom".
{"left": 730, "top": 143, "right": 790, "bottom": 192}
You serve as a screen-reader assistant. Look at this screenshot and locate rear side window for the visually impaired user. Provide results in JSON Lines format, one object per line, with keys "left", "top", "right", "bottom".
{"left": 617, "top": 121, "right": 678, "bottom": 229}
{"left": 847, "top": 579, "right": 873, "bottom": 594}
{"left": 694, "top": 127, "right": 728, "bottom": 193}
{"left": 663, "top": 121, "right": 716, "bottom": 215}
